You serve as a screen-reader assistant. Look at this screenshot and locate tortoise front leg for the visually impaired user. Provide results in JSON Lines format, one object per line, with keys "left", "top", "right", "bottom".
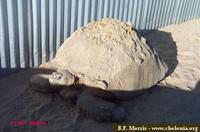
{"left": 29, "top": 69, "right": 76, "bottom": 93}
{"left": 29, "top": 74, "right": 58, "bottom": 93}
{"left": 59, "top": 87, "right": 83, "bottom": 105}
{"left": 77, "top": 90, "right": 126, "bottom": 122}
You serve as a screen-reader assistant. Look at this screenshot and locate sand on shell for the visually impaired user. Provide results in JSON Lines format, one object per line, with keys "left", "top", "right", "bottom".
{"left": 52, "top": 18, "right": 168, "bottom": 94}
{"left": 0, "top": 19, "right": 200, "bottom": 132}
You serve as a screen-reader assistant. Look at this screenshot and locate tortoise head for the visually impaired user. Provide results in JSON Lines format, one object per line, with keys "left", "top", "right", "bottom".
{"left": 49, "top": 70, "right": 76, "bottom": 87}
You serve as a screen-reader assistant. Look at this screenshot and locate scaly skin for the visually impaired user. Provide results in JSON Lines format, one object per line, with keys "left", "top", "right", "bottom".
{"left": 49, "top": 69, "right": 76, "bottom": 87}
{"left": 29, "top": 74, "right": 60, "bottom": 93}
{"left": 77, "top": 90, "right": 126, "bottom": 122}
{"left": 29, "top": 70, "right": 127, "bottom": 122}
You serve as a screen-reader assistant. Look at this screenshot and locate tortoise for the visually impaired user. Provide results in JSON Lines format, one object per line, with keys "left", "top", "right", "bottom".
{"left": 29, "top": 18, "right": 168, "bottom": 122}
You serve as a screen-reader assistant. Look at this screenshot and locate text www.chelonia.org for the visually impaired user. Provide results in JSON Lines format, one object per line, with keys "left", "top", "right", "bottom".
{"left": 113, "top": 124, "right": 199, "bottom": 132}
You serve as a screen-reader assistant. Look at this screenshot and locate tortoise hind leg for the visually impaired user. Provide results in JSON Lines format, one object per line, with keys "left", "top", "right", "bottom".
{"left": 77, "top": 90, "right": 126, "bottom": 122}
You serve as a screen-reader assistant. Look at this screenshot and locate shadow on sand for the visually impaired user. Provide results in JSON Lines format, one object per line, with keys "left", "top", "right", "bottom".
{"left": 140, "top": 30, "right": 178, "bottom": 77}
{"left": 124, "top": 80, "right": 200, "bottom": 123}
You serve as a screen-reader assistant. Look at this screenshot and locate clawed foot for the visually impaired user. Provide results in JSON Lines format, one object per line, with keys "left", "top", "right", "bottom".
{"left": 77, "top": 90, "right": 126, "bottom": 122}
{"left": 59, "top": 88, "right": 82, "bottom": 105}
{"left": 29, "top": 71, "right": 126, "bottom": 123}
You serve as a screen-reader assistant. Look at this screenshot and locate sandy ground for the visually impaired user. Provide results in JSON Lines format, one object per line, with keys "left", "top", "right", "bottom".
{"left": 0, "top": 19, "right": 200, "bottom": 132}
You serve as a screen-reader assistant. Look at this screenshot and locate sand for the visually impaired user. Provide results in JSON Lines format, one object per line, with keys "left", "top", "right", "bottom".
{"left": 0, "top": 19, "right": 200, "bottom": 132}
